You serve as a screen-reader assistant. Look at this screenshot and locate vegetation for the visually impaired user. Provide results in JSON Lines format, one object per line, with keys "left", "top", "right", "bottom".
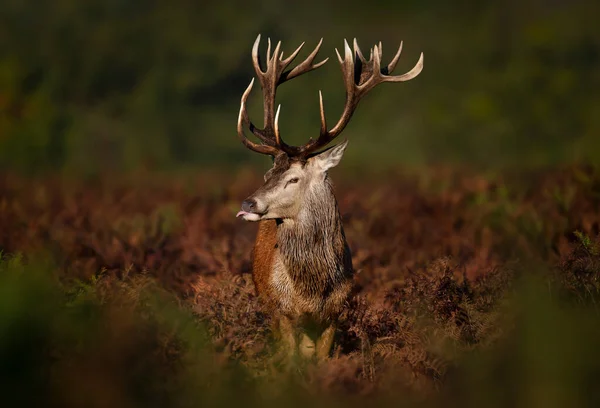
{"left": 1, "top": 166, "right": 600, "bottom": 407}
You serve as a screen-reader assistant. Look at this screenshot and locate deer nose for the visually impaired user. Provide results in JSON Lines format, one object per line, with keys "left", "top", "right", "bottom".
{"left": 241, "top": 199, "right": 257, "bottom": 213}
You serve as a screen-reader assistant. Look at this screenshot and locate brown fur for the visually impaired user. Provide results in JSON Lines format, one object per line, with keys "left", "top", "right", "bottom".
{"left": 252, "top": 215, "right": 353, "bottom": 323}
{"left": 251, "top": 219, "right": 278, "bottom": 305}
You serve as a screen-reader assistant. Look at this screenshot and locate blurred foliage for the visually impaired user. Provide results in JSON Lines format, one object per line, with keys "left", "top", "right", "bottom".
{"left": 3, "top": 237, "right": 600, "bottom": 407}
{"left": 0, "top": 0, "right": 598, "bottom": 175}
{"left": 0, "top": 253, "right": 258, "bottom": 408}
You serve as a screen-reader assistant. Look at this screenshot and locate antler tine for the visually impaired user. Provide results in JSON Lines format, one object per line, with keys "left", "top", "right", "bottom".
{"left": 281, "top": 41, "right": 305, "bottom": 66}
{"left": 372, "top": 44, "right": 382, "bottom": 81}
{"left": 382, "top": 52, "right": 424, "bottom": 82}
{"left": 337, "top": 43, "right": 356, "bottom": 85}
{"left": 272, "top": 41, "right": 282, "bottom": 65}
{"left": 340, "top": 38, "right": 355, "bottom": 88}
{"left": 240, "top": 99, "right": 272, "bottom": 145}
{"left": 274, "top": 104, "right": 283, "bottom": 146}
{"left": 335, "top": 47, "right": 344, "bottom": 65}
{"left": 318, "top": 90, "right": 327, "bottom": 136}
{"left": 251, "top": 35, "right": 265, "bottom": 75}
{"left": 283, "top": 38, "right": 329, "bottom": 83}
{"left": 353, "top": 38, "right": 367, "bottom": 63}
{"left": 386, "top": 41, "right": 403, "bottom": 73}
{"left": 237, "top": 78, "right": 280, "bottom": 156}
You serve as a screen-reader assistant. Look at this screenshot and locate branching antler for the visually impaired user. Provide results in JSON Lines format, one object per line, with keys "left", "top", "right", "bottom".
{"left": 237, "top": 35, "right": 423, "bottom": 158}
{"left": 300, "top": 38, "right": 424, "bottom": 156}
{"left": 237, "top": 34, "right": 328, "bottom": 156}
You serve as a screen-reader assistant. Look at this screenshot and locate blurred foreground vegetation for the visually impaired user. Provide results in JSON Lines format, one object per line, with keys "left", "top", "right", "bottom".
{"left": 3, "top": 235, "right": 600, "bottom": 408}
{"left": 1, "top": 167, "right": 600, "bottom": 407}
{"left": 1, "top": 0, "right": 599, "bottom": 175}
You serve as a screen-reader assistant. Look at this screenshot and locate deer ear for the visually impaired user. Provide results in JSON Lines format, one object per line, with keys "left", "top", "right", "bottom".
{"left": 311, "top": 140, "right": 349, "bottom": 172}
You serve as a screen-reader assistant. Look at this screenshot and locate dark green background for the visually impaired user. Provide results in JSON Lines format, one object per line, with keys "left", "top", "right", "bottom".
{"left": 1, "top": 0, "right": 598, "bottom": 175}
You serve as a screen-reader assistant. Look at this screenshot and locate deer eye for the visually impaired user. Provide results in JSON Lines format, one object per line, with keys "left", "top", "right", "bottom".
{"left": 286, "top": 177, "right": 299, "bottom": 185}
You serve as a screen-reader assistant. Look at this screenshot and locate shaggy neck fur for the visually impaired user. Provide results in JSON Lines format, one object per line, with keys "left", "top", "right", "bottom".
{"left": 276, "top": 176, "right": 348, "bottom": 298}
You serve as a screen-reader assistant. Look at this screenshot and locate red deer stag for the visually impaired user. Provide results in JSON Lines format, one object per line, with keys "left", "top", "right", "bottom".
{"left": 236, "top": 34, "right": 423, "bottom": 360}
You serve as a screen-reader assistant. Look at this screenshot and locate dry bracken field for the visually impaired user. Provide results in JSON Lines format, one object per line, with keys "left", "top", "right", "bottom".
{"left": 1, "top": 165, "right": 600, "bottom": 408}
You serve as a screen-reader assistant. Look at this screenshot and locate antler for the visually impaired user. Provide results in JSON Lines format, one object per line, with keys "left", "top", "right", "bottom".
{"left": 237, "top": 34, "right": 329, "bottom": 156}
{"left": 296, "top": 38, "right": 424, "bottom": 156}
{"left": 237, "top": 36, "right": 423, "bottom": 158}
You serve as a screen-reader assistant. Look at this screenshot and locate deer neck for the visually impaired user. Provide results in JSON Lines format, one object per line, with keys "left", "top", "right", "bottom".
{"left": 276, "top": 178, "right": 347, "bottom": 293}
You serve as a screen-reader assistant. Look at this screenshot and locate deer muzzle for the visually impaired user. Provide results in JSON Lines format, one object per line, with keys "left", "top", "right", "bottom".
{"left": 236, "top": 198, "right": 263, "bottom": 221}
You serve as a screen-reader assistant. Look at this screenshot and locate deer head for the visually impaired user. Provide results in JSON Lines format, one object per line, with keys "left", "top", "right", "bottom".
{"left": 236, "top": 35, "right": 423, "bottom": 222}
